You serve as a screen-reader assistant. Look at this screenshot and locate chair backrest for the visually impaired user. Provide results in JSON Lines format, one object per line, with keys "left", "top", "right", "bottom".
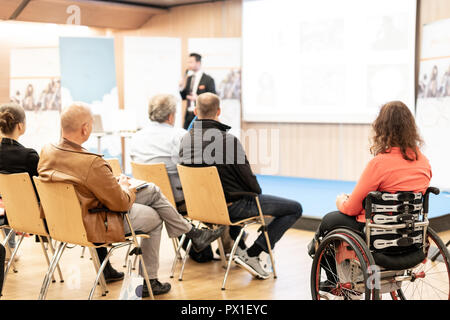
{"left": 0, "top": 173, "right": 47, "bottom": 236}
{"left": 105, "top": 158, "right": 122, "bottom": 176}
{"left": 365, "top": 191, "right": 426, "bottom": 253}
{"left": 131, "top": 162, "right": 176, "bottom": 207}
{"left": 177, "top": 165, "right": 232, "bottom": 225}
{"left": 33, "top": 177, "right": 91, "bottom": 246}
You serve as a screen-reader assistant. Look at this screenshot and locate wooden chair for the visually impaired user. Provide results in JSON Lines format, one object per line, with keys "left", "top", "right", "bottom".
{"left": 130, "top": 162, "right": 181, "bottom": 261}
{"left": 131, "top": 162, "right": 176, "bottom": 206}
{"left": 33, "top": 177, "right": 154, "bottom": 300}
{"left": 173, "top": 165, "right": 277, "bottom": 290}
{"left": 0, "top": 173, "right": 64, "bottom": 296}
{"left": 105, "top": 158, "right": 122, "bottom": 177}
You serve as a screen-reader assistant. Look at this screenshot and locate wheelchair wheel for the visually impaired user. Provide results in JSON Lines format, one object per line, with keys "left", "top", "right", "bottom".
{"left": 311, "top": 229, "right": 379, "bottom": 300}
{"left": 390, "top": 227, "right": 450, "bottom": 300}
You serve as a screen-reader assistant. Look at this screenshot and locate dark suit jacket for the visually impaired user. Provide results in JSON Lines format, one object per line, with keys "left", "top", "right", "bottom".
{"left": 180, "top": 72, "right": 216, "bottom": 100}
{"left": 0, "top": 138, "right": 39, "bottom": 179}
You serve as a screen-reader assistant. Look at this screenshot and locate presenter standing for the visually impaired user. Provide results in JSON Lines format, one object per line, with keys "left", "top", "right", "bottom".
{"left": 179, "top": 53, "right": 216, "bottom": 129}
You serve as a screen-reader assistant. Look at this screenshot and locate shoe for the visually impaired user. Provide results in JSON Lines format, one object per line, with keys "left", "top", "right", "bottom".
{"left": 142, "top": 279, "right": 171, "bottom": 297}
{"left": 234, "top": 248, "right": 270, "bottom": 279}
{"left": 308, "top": 235, "right": 320, "bottom": 258}
{"left": 191, "top": 226, "right": 225, "bottom": 253}
{"left": 103, "top": 263, "right": 124, "bottom": 283}
{"left": 307, "top": 239, "right": 316, "bottom": 258}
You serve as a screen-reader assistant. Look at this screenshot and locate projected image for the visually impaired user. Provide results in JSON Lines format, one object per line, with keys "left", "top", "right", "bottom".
{"left": 256, "top": 72, "right": 277, "bottom": 109}
{"left": 367, "top": 64, "right": 409, "bottom": 108}
{"left": 370, "top": 15, "right": 409, "bottom": 51}
{"left": 242, "top": 0, "right": 416, "bottom": 123}
{"left": 299, "top": 19, "right": 344, "bottom": 53}
{"left": 299, "top": 65, "right": 345, "bottom": 107}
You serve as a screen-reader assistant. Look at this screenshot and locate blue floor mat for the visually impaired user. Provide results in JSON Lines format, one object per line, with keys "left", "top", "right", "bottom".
{"left": 256, "top": 175, "right": 450, "bottom": 219}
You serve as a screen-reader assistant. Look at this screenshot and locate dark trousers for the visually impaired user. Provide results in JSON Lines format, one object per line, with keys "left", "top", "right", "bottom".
{"left": 0, "top": 244, "right": 5, "bottom": 296}
{"left": 316, "top": 211, "right": 365, "bottom": 282}
{"left": 227, "top": 194, "right": 302, "bottom": 252}
{"left": 317, "top": 211, "right": 365, "bottom": 238}
{"left": 183, "top": 111, "right": 195, "bottom": 130}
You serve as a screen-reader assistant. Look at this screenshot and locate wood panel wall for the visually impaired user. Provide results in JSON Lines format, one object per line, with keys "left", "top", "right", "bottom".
{"left": 1, "top": 0, "right": 450, "bottom": 181}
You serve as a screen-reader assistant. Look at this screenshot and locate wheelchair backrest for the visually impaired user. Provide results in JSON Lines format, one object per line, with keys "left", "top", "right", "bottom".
{"left": 364, "top": 191, "right": 427, "bottom": 254}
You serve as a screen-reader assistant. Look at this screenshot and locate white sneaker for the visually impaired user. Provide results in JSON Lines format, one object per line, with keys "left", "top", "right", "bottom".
{"left": 234, "top": 248, "right": 270, "bottom": 279}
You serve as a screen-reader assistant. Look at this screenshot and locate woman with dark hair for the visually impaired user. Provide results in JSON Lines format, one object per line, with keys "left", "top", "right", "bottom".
{"left": 0, "top": 103, "right": 36, "bottom": 261}
{"left": 308, "top": 101, "right": 432, "bottom": 256}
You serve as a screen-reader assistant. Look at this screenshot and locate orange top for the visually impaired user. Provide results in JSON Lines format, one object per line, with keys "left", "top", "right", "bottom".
{"left": 338, "top": 147, "right": 432, "bottom": 223}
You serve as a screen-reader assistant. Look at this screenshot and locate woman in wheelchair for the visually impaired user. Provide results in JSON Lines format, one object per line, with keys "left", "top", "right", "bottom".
{"left": 308, "top": 101, "right": 450, "bottom": 300}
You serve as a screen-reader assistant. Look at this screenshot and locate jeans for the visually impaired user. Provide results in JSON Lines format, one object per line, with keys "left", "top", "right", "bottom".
{"left": 227, "top": 194, "right": 302, "bottom": 252}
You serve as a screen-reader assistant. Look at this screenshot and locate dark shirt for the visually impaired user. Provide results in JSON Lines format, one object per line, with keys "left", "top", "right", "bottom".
{"left": 179, "top": 119, "right": 261, "bottom": 202}
{"left": 0, "top": 138, "right": 39, "bottom": 178}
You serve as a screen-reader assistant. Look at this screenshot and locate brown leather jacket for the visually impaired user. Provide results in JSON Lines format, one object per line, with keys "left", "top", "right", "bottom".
{"left": 38, "top": 138, "right": 136, "bottom": 243}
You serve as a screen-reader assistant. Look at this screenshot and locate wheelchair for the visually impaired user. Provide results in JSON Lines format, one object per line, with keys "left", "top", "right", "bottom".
{"left": 311, "top": 187, "right": 450, "bottom": 300}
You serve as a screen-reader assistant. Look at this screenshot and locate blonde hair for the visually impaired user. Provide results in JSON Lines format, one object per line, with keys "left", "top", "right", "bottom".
{"left": 196, "top": 93, "right": 220, "bottom": 118}
{"left": 148, "top": 94, "right": 177, "bottom": 123}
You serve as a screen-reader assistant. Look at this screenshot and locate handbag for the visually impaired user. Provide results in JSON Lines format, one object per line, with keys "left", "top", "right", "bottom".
{"left": 118, "top": 260, "right": 144, "bottom": 300}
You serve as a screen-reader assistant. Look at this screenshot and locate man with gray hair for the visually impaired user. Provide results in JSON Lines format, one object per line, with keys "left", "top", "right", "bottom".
{"left": 130, "top": 94, "right": 186, "bottom": 204}
{"left": 38, "top": 102, "right": 224, "bottom": 296}
{"left": 180, "top": 93, "right": 302, "bottom": 280}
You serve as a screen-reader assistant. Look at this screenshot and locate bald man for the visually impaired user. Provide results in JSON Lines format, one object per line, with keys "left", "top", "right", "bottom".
{"left": 180, "top": 93, "right": 302, "bottom": 280}
{"left": 38, "top": 103, "right": 224, "bottom": 296}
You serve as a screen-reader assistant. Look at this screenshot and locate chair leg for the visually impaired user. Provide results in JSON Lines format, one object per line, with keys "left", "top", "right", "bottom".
{"left": 38, "top": 242, "right": 66, "bottom": 300}
{"left": 222, "top": 227, "right": 245, "bottom": 290}
{"left": 80, "top": 246, "right": 86, "bottom": 258}
{"left": 38, "top": 236, "right": 56, "bottom": 283}
{"left": 1, "top": 233, "right": 24, "bottom": 294}
{"left": 123, "top": 214, "right": 154, "bottom": 300}
{"left": 89, "top": 247, "right": 108, "bottom": 296}
{"left": 1, "top": 229, "right": 17, "bottom": 273}
{"left": 178, "top": 239, "right": 192, "bottom": 281}
{"left": 88, "top": 243, "right": 129, "bottom": 300}
{"left": 123, "top": 243, "right": 132, "bottom": 268}
{"left": 216, "top": 233, "right": 227, "bottom": 269}
{"left": 172, "top": 237, "right": 182, "bottom": 260}
{"left": 137, "top": 253, "right": 154, "bottom": 300}
{"left": 47, "top": 237, "right": 64, "bottom": 283}
{"left": 170, "top": 234, "right": 186, "bottom": 278}
{"left": 262, "top": 228, "right": 277, "bottom": 279}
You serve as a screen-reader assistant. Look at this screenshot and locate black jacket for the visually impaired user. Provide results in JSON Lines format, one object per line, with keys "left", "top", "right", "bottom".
{"left": 180, "top": 72, "right": 216, "bottom": 99}
{"left": 0, "top": 137, "right": 39, "bottom": 180}
{"left": 179, "top": 119, "right": 261, "bottom": 202}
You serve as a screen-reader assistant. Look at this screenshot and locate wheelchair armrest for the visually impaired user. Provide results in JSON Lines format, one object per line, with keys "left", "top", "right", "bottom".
{"left": 423, "top": 187, "right": 440, "bottom": 214}
{"left": 426, "top": 187, "right": 440, "bottom": 196}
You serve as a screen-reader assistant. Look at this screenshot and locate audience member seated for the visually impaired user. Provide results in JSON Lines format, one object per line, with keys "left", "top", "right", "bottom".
{"left": 129, "top": 94, "right": 186, "bottom": 207}
{"left": 179, "top": 93, "right": 303, "bottom": 279}
{"left": 0, "top": 103, "right": 124, "bottom": 280}
{"left": 0, "top": 103, "right": 40, "bottom": 261}
{"left": 307, "top": 101, "right": 432, "bottom": 287}
{"left": 37, "top": 103, "right": 224, "bottom": 296}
